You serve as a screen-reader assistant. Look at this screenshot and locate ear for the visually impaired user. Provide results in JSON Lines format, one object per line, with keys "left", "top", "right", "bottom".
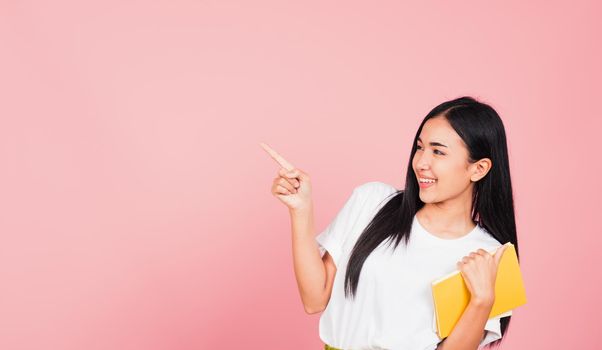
{"left": 471, "top": 158, "right": 492, "bottom": 182}
{"left": 493, "top": 244, "right": 509, "bottom": 266}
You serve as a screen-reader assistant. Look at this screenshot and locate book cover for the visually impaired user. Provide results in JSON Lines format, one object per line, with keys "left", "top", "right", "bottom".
{"left": 431, "top": 242, "right": 527, "bottom": 339}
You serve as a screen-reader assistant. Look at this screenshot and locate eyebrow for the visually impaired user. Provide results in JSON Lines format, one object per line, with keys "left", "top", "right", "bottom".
{"left": 417, "top": 137, "right": 448, "bottom": 148}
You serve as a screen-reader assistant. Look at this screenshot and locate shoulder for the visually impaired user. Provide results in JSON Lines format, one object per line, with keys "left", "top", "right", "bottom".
{"left": 353, "top": 181, "right": 399, "bottom": 202}
{"left": 473, "top": 224, "right": 504, "bottom": 250}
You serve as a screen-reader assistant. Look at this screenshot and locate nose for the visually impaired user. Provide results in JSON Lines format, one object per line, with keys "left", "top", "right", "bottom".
{"left": 415, "top": 149, "right": 433, "bottom": 170}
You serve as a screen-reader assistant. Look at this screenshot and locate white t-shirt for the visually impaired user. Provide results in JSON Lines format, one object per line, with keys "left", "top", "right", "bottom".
{"left": 315, "top": 181, "right": 508, "bottom": 350}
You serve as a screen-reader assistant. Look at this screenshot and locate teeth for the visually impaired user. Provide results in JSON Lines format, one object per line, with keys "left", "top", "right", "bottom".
{"left": 419, "top": 178, "right": 437, "bottom": 183}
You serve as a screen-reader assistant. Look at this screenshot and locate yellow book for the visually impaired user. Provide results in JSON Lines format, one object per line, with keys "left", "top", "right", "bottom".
{"left": 431, "top": 242, "right": 527, "bottom": 339}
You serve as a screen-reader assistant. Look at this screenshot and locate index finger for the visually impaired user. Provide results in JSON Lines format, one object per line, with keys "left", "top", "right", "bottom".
{"left": 259, "top": 142, "right": 295, "bottom": 171}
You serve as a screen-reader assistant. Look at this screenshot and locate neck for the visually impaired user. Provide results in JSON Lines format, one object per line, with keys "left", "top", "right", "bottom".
{"left": 417, "top": 190, "right": 475, "bottom": 237}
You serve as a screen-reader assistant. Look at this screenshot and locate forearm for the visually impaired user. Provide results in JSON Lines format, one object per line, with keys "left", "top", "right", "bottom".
{"left": 290, "top": 203, "right": 327, "bottom": 313}
{"left": 437, "top": 298, "right": 494, "bottom": 350}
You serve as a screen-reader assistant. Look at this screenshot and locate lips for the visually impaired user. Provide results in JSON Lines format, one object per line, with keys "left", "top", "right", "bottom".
{"left": 419, "top": 180, "right": 436, "bottom": 188}
{"left": 418, "top": 177, "right": 437, "bottom": 182}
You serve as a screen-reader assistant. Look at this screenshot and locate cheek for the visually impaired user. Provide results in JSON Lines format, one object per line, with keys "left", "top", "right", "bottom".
{"left": 439, "top": 166, "right": 471, "bottom": 188}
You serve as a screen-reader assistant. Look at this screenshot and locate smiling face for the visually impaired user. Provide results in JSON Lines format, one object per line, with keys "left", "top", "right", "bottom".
{"left": 412, "top": 116, "right": 490, "bottom": 205}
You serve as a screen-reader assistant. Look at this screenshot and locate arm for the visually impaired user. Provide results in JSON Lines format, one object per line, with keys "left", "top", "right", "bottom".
{"left": 263, "top": 148, "right": 331, "bottom": 315}
{"left": 437, "top": 297, "right": 493, "bottom": 350}
{"left": 438, "top": 245, "right": 509, "bottom": 350}
{"left": 290, "top": 203, "right": 329, "bottom": 314}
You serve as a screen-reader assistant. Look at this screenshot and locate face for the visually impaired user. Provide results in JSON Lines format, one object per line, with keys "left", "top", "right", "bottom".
{"left": 412, "top": 116, "right": 490, "bottom": 204}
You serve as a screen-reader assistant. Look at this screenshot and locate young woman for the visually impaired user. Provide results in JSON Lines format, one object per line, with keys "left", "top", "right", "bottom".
{"left": 271, "top": 96, "right": 519, "bottom": 350}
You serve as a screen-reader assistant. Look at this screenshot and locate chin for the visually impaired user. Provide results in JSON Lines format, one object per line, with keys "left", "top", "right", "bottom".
{"left": 419, "top": 192, "right": 442, "bottom": 204}
{"left": 418, "top": 194, "right": 434, "bottom": 203}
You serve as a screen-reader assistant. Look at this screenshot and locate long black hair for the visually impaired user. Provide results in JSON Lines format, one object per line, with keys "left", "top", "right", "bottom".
{"left": 343, "top": 96, "right": 519, "bottom": 348}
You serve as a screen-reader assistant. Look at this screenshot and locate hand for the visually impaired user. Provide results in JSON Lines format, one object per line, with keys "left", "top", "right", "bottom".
{"left": 271, "top": 166, "right": 313, "bottom": 211}
{"left": 260, "top": 142, "right": 313, "bottom": 211}
{"left": 456, "top": 244, "right": 509, "bottom": 305}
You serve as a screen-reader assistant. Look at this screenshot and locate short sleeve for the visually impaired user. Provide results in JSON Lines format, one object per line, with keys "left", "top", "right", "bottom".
{"left": 422, "top": 310, "right": 511, "bottom": 350}
{"left": 315, "top": 185, "right": 367, "bottom": 268}
{"left": 478, "top": 311, "right": 511, "bottom": 349}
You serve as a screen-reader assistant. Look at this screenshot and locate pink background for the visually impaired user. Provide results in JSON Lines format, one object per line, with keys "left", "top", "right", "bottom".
{"left": 1, "top": 1, "right": 600, "bottom": 349}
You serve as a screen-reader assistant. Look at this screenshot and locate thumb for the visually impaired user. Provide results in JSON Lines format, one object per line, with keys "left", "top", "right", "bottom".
{"left": 288, "top": 168, "right": 305, "bottom": 180}
{"left": 493, "top": 244, "right": 509, "bottom": 266}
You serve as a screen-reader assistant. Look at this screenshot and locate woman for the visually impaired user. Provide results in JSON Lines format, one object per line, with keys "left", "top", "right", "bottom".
{"left": 271, "top": 96, "right": 519, "bottom": 350}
